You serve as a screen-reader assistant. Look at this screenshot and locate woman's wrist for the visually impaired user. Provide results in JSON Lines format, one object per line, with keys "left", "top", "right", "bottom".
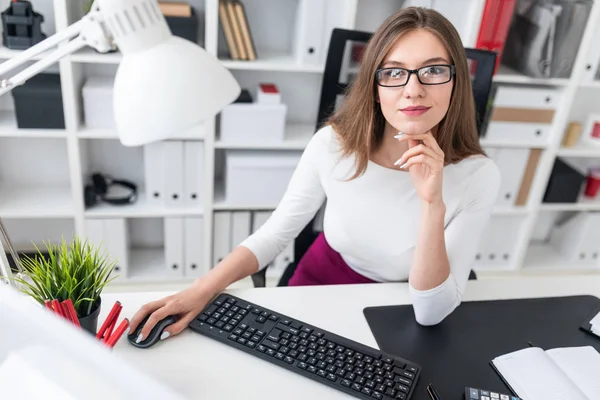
{"left": 421, "top": 198, "right": 446, "bottom": 215}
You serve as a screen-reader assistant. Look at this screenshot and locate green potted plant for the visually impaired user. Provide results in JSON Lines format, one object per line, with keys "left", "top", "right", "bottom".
{"left": 11, "top": 236, "right": 118, "bottom": 334}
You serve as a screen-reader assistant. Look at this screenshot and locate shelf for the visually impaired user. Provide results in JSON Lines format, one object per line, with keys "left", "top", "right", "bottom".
{"left": 523, "top": 241, "right": 599, "bottom": 272}
{"left": 557, "top": 144, "right": 600, "bottom": 158}
{"left": 220, "top": 54, "right": 323, "bottom": 73}
{"left": 127, "top": 248, "right": 192, "bottom": 283}
{"left": 69, "top": 48, "right": 123, "bottom": 64}
{"left": 493, "top": 65, "right": 569, "bottom": 86}
{"left": 0, "top": 186, "right": 74, "bottom": 218}
{"left": 578, "top": 80, "right": 600, "bottom": 89}
{"left": 85, "top": 193, "right": 203, "bottom": 218}
{"left": 492, "top": 206, "right": 529, "bottom": 216}
{"left": 540, "top": 195, "right": 600, "bottom": 212}
{"left": 78, "top": 124, "right": 206, "bottom": 140}
{"left": 479, "top": 137, "right": 548, "bottom": 149}
{"left": 0, "top": 111, "right": 67, "bottom": 138}
{"left": 215, "top": 122, "right": 313, "bottom": 150}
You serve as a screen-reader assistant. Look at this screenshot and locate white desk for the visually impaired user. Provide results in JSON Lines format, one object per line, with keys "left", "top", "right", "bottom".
{"left": 103, "top": 275, "right": 600, "bottom": 399}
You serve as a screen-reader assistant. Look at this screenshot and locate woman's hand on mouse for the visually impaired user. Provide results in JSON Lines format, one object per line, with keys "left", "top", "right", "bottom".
{"left": 129, "top": 280, "right": 216, "bottom": 342}
{"left": 393, "top": 130, "right": 444, "bottom": 205}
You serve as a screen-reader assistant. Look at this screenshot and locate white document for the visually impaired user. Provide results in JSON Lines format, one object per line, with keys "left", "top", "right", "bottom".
{"left": 183, "top": 141, "right": 204, "bottom": 208}
{"left": 163, "top": 141, "right": 185, "bottom": 208}
{"left": 184, "top": 217, "right": 204, "bottom": 278}
{"left": 143, "top": 142, "right": 166, "bottom": 205}
{"left": 491, "top": 346, "right": 600, "bottom": 400}
{"left": 164, "top": 217, "right": 184, "bottom": 277}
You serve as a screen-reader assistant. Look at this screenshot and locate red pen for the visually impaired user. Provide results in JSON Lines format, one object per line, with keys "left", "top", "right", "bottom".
{"left": 96, "top": 301, "right": 122, "bottom": 340}
{"left": 103, "top": 315, "right": 118, "bottom": 343}
{"left": 106, "top": 318, "right": 130, "bottom": 348}
{"left": 44, "top": 300, "right": 53, "bottom": 311}
{"left": 62, "top": 299, "right": 81, "bottom": 328}
{"left": 51, "top": 299, "right": 65, "bottom": 319}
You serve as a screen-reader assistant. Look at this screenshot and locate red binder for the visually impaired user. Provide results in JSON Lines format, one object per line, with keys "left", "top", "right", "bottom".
{"left": 475, "top": 0, "right": 517, "bottom": 74}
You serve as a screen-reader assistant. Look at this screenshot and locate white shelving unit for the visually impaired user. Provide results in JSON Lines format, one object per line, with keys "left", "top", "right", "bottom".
{"left": 1, "top": 0, "right": 600, "bottom": 287}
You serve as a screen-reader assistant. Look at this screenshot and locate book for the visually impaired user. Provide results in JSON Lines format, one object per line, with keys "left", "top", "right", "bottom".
{"left": 158, "top": 1, "right": 192, "bottom": 17}
{"left": 491, "top": 346, "right": 600, "bottom": 400}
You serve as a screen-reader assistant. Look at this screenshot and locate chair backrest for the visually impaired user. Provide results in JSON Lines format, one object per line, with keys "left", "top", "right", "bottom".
{"left": 293, "top": 27, "right": 497, "bottom": 267}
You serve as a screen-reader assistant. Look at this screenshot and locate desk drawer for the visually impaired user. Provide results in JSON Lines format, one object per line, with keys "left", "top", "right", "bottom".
{"left": 493, "top": 86, "right": 562, "bottom": 109}
{"left": 485, "top": 121, "right": 551, "bottom": 145}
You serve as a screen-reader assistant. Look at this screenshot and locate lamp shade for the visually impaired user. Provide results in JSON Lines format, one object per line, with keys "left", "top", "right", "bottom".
{"left": 97, "top": 0, "right": 241, "bottom": 146}
{"left": 113, "top": 36, "right": 240, "bottom": 146}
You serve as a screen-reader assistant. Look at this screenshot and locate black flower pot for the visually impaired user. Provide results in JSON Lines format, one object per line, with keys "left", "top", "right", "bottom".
{"left": 78, "top": 297, "right": 101, "bottom": 335}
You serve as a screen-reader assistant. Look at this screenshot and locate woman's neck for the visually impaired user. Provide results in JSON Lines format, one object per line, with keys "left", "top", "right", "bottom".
{"left": 370, "top": 124, "right": 410, "bottom": 169}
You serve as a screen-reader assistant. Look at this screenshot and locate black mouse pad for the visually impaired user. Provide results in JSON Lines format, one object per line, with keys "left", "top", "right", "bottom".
{"left": 363, "top": 295, "right": 600, "bottom": 400}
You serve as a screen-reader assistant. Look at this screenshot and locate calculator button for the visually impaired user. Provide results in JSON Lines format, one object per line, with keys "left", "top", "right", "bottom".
{"left": 470, "top": 388, "right": 479, "bottom": 398}
{"left": 500, "top": 396, "right": 509, "bottom": 400}
{"left": 481, "top": 391, "right": 490, "bottom": 396}
{"left": 491, "top": 393, "right": 499, "bottom": 399}
{"left": 481, "top": 397, "right": 490, "bottom": 400}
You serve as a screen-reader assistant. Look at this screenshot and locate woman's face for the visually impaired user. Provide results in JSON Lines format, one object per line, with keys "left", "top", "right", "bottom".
{"left": 376, "top": 28, "right": 454, "bottom": 136}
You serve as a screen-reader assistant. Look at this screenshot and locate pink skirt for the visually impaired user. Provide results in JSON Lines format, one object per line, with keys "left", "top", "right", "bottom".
{"left": 288, "top": 232, "right": 378, "bottom": 286}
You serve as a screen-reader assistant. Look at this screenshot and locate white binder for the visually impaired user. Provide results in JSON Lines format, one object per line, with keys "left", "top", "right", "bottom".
{"left": 84, "top": 219, "right": 105, "bottom": 251}
{"left": 486, "top": 148, "right": 530, "bottom": 206}
{"left": 212, "top": 212, "right": 232, "bottom": 267}
{"left": 474, "top": 216, "right": 522, "bottom": 270}
{"left": 184, "top": 217, "right": 205, "bottom": 278}
{"left": 293, "top": 0, "right": 325, "bottom": 65}
{"left": 163, "top": 141, "right": 185, "bottom": 208}
{"left": 143, "top": 142, "right": 166, "bottom": 205}
{"left": 550, "top": 212, "right": 600, "bottom": 265}
{"left": 183, "top": 141, "right": 204, "bottom": 208}
{"left": 104, "top": 218, "right": 129, "bottom": 279}
{"left": 164, "top": 217, "right": 185, "bottom": 277}
{"left": 230, "top": 211, "right": 251, "bottom": 249}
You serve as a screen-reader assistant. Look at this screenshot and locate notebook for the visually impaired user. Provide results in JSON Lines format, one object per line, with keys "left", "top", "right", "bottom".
{"left": 491, "top": 346, "right": 600, "bottom": 400}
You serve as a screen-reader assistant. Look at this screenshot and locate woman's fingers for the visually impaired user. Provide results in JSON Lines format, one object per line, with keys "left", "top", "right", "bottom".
{"left": 395, "top": 131, "right": 444, "bottom": 158}
{"left": 399, "top": 153, "right": 441, "bottom": 171}
{"left": 129, "top": 299, "right": 166, "bottom": 333}
{"left": 162, "top": 311, "right": 197, "bottom": 338}
{"left": 394, "top": 144, "right": 441, "bottom": 167}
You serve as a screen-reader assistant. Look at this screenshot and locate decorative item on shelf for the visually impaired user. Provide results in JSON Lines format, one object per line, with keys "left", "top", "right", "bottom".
{"left": 562, "top": 121, "right": 582, "bottom": 148}
{"left": 158, "top": 1, "right": 199, "bottom": 44}
{"left": 1, "top": 0, "right": 46, "bottom": 50}
{"left": 584, "top": 167, "right": 600, "bottom": 199}
{"left": 82, "top": 75, "right": 116, "bottom": 129}
{"left": 84, "top": 172, "right": 138, "bottom": 208}
{"left": 218, "top": 0, "right": 256, "bottom": 61}
{"left": 9, "top": 237, "right": 119, "bottom": 335}
{"left": 474, "top": 0, "right": 517, "bottom": 74}
{"left": 11, "top": 73, "right": 65, "bottom": 129}
{"left": 502, "top": 0, "right": 592, "bottom": 79}
{"left": 582, "top": 113, "right": 600, "bottom": 146}
{"left": 220, "top": 83, "right": 286, "bottom": 143}
{"left": 543, "top": 158, "right": 586, "bottom": 203}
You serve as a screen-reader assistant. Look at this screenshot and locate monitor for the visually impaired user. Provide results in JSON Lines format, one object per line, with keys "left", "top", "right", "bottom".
{"left": 0, "top": 284, "right": 186, "bottom": 400}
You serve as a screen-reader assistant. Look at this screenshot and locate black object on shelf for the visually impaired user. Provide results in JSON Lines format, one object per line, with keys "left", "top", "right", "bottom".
{"left": 1, "top": 0, "right": 46, "bottom": 50}
{"left": 166, "top": 8, "right": 199, "bottom": 44}
{"left": 11, "top": 73, "right": 65, "bottom": 129}
{"left": 543, "top": 157, "right": 586, "bottom": 203}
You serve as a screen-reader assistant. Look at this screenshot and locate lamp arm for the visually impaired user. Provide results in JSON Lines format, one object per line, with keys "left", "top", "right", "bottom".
{"left": 0, "top": 8, "right": 114, "bottom": 96}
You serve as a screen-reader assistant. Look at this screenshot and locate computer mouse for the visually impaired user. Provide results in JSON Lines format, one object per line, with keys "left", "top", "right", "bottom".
{"left": 127, "top": 314, "right": 178, "bottom": 349}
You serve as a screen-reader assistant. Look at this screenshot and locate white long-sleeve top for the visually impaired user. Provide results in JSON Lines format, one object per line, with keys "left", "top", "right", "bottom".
{"left": 240, "top": 125, "right": 501, "bottom": 325}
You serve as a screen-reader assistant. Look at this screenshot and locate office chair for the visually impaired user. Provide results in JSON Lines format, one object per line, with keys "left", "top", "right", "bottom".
{"left": 255, "top": 28, "right": 497, "bottom": 287}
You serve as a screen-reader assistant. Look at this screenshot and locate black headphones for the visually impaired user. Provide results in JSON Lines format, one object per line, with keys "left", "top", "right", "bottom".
{"left": 84, "top": 173, "right": 138, "bottom": 207}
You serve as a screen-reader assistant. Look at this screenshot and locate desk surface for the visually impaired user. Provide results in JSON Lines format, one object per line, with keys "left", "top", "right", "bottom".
{"left": 104, "top": 275, "right": 600, "bottom": 399}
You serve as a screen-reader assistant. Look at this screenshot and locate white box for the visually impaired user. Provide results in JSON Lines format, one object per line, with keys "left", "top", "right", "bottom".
{"left": 220, "top": 103, "right": 287, "bottom": 143}
{"left": 82, "top": 76, "right": 115, "bottom": 129}
{"left": 225, "top": 150, "right": 301, "bottom": 206}
{"left": 484, "top": 121, "right": 552, "bottom": 146}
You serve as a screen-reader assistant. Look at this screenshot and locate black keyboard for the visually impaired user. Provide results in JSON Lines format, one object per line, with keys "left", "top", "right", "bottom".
{"left": 189, "top": 293, "right": 421, "bottom": 400}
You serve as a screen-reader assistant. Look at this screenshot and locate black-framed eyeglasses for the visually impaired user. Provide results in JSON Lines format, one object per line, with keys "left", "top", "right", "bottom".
{"left": 375, "top": 64, "right": 455, "bottom": 87}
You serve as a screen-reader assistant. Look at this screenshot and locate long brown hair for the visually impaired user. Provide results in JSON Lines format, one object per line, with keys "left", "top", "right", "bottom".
{"left": 327, "top": 7, "right": 485, "bottom": 179}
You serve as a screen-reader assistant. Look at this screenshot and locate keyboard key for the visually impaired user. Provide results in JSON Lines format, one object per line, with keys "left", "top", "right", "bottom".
{"left": 275, "top": 353, "right": 284, "bottom": 360}
{"left": 395, "top": 393, "right": 407, "bottom": 400}
{"left": 396, "top": 377, "right": 411, "bottom": 386}
{"left": 372, "top": 391, "right": 383, "bottom": 399}
{"left": 256, "top": 316, "right": 266, "bottom": 323}
{"left": 297, "top": 362, "right": 307, "bottom": 369}
{"left": 281, "top": 319, "right": 291, "bottom": 325}
{"left": 407, "top": 365, "right": 417, "bottom": 374}
{"left": 317, "top": 369, "right": 327, "bottom": 378}
{"left": 262, "top": 340, "right": 280, "bottom": 351}
{"left": 361, "top": 387, "right": 372, "bottom": 396}
{"left": 284, "top": 356, "right": 294, "bottom": 364}
{"left": 290, "top": 321, "right": 302, "bottom": 329}
{"left": 402, "top": 371, "right": 414, "bottom": 380}
{"left": 246, "top": 341, "right": 256, "bottom": 349}
{"left": 307, "top": 366, "right": 317, "bottom": 374}
{"left": 341, "top": 379, "right": 351, "bottom": 387}
{"left": 351, "top": 383, "right": 362, "bottom": 392}
{"left": 266, "top": 349, "right": 276, "bottom": 357}
{"left": 327, "top": 373, "right": 337, "bottom": 382}
{"left": 256, "top": 345, "right": 266, "bottom": 353}
{"left": 269, "top": 315, "right": 279, "bottom": 322}
{"left": 228, "top": 334, "right": 237, "bottom": 341}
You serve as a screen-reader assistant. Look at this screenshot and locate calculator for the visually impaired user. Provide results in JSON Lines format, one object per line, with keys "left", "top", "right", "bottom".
{"left": 465, "top": 387, "right": 521, "bottom": 400}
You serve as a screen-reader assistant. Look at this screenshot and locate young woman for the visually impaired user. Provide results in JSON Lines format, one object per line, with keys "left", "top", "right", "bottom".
{"left": 130, "top": 6, "right": 500, "bottom": 342}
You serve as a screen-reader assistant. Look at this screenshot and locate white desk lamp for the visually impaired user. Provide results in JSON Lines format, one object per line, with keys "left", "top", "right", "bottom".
{"left": 0, "top": 0, "right": 241, "bottom": 285}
